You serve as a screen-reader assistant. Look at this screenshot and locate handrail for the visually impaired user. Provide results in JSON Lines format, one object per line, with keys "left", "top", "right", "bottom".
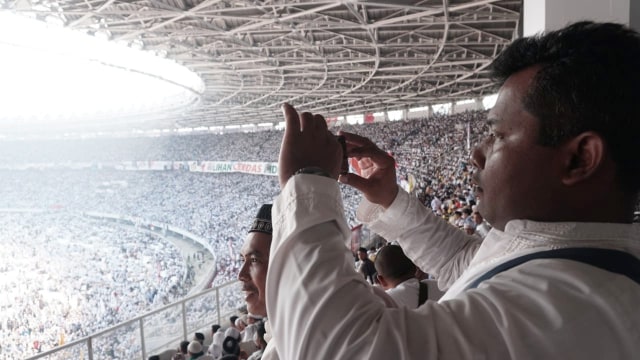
{"left": 26, "top": 280, "right": 242, "bottom": 360}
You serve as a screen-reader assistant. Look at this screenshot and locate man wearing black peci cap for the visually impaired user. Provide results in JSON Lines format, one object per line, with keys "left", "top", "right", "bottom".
{"left": 238, "top": 204, "right": 279, "bottom": 360}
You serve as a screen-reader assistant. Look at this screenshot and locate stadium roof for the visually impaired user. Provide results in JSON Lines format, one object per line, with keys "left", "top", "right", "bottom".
{"left": 3, "top": 0, "right": 521, "bottom": 133}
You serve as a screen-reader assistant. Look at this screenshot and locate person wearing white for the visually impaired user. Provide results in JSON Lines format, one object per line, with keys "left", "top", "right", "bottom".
{"left": 472, "top": 211, "right": 491, "bottom": 239}
{"left": 385, "top": 277, "right": 420, "bottom": 308}
{"left": 268, "top": 22, "right": 640, "bottom": 360}
{"left": 374, "top": 244, "right": 443, "bottom": 308}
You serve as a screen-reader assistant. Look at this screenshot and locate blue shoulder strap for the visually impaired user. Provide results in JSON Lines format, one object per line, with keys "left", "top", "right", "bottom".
{"left": 465, "top": 247, "right": 640, "bottom": 290}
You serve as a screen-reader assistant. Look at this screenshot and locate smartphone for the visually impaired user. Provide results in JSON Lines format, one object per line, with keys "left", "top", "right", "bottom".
{"left": 337, "top": 135, "right": 349, "bottom": 175}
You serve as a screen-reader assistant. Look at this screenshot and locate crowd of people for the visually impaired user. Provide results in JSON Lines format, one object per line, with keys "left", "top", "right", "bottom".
{"left": 0, "top": 212, "right": 188, "bottom": 358}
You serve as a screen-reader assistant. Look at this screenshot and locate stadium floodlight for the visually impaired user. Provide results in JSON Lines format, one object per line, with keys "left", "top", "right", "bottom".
{"left": 346, "top": 114, "right": 364, "bottom": 125}
{"left": 387, "top": 110, "right": 403, "bottom": 121}
{"left": 0, "top": 11, "right": 205, "bottom": 133}
{"left": 482, "top": 94, "right": 498, "bottom": 109}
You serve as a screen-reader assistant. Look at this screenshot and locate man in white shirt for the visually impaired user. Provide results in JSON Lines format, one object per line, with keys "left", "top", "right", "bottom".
{"left": 267, "top": 21, "right": 640, "bottom": 360}
{"left": 430, "top": 196, "right": 442, "bottom": 214}
{"left": 472, "top": 211, "right": 491, "bottom": 239}
{"left": 374, "top": 244, "right": 431, "bottom": 308}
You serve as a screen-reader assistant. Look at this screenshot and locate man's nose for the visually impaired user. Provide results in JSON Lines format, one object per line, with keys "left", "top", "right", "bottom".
{"left": 470, "top": 142, "right": 486, "bottom": 170}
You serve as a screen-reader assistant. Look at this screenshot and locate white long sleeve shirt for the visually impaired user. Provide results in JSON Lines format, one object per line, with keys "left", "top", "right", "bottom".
{"left": 267, "top": 175, "right": 640, "bottom": 359}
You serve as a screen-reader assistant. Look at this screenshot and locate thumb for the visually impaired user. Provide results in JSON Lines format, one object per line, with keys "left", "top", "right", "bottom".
{"left": 281, "top": 103, "right": 300, "bottom": 135}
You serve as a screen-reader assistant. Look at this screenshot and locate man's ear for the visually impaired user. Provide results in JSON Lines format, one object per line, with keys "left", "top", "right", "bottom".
{"left": 377, "top": 274, "right": 389, "bottom": 289}
{"left": 561, "top": 131, "right": 605, "bottom": 186}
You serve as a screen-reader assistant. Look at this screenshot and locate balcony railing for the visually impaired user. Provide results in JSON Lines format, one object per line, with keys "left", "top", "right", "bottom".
{"left": 26, "top": 280, "right": 242, "bottom": 360}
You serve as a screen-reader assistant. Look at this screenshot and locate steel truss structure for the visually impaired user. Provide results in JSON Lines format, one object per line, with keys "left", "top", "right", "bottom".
{"left": 4, "top": 0, "right": 521, "bottom": 131}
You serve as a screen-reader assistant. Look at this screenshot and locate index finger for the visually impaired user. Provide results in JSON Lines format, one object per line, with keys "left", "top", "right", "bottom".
{"left": 338, "top": 131, "right": 394, "bottom": 166}
{"left": 337, "top": 131, "right": 374, "bottom": 148}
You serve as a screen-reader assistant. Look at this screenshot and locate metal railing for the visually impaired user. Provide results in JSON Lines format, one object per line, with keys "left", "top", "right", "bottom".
{"left": 26, "top": 280, "right": 242, "bottom": 360}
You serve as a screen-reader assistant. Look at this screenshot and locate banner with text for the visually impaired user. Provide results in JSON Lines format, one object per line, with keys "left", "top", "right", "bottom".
{"left": 188, "top": 161, "right": 278, "bottom": 176}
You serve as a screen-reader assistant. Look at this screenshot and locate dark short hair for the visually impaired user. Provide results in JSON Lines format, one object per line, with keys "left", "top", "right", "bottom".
{"left": 374, "top": 245, "right": 416, "bottom": 280}
{"left": 179, "top": 340, "right": 190, "bottom": 354}
{"left": 255, "top": 321, "right": 267, "bottom": 346}
{"left": 195, "top": 332, "right": 204, "bottom": 342}
{"left": 491, "top": 21, "right": 640, "bottom": 193}
{"left": 212, "top": 324, "right": 221, "bottom": 333}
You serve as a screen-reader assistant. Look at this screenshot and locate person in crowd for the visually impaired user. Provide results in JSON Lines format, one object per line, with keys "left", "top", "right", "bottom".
{"left": 186, "top": 340, "right": 213, "bottom": 360}
{"left": 462, "top": 221, "right": 476, "bottom": 236}
{"left": 247, "top": 321, "right": 268, "bottom": 360}
{"left": 171, "top": 340, "right": 190, "bottom": 360}
{"left": 229, "top": 316, "right": 239, "bottom": 330}
{"left": 210, "top": 324, "right": 221, "bottom": 339}
{"left": 208, "top": 325, "right": 225, "bottom": 358}
{"left": 220, "top": 335, "right": 242, "bottom": 359}
{"left": 461, "top": 207, "right": 474, "bottom": 228}
{"left": 267, "top": 21, "right": 640, "bottom": 359}
{"left": 472, "top": 211, "right": 491, "bottom": 239}
{"left": 449, "top": 209, "right": 462, "bottom": 227}
{"left": 374, "top": 244, "right": 428, "bottom": 308}
{"left": 194, "top": 332, "right": 205, "bottom": 345}
{"left": 241, "top": 315, "right": 259, "bottom": 352}
{"left": 235, "top": 316, "right": 247, "bottom": 332}
{"left": 355, "top": 246, "right": 376, "bottom": 284}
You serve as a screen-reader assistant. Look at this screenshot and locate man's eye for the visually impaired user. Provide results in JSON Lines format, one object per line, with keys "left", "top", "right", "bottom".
{"left": 250, "top": 257, "right": 260, "bottom": 263}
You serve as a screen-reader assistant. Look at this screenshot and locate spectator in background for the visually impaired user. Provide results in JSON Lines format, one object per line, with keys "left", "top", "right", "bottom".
{"left": 463, "top": 221, "right": 476, "bottom": 236}
{"left": 355, "top": 247, "right": 376, "bottom": 284}
{"left": 247, "top": 321, "right": 268, "bottom": 360}
{"left": 194, "top": 332, "right": 205, "bottom": 345}
{"left": 208, "top": 325, "right": 225, "bottom": 359}
{"left": 229, "top": 316, "right": 239, "bottom": 330}
{"left": 210, "top": 324, "right": 221, "bottom": 339}
{"left": 234, "top": 317, "right": 247, "bottom": 333}
{"left": 186, "top": 340, "right": 213, "bottom": 360}
{"left": 472, "top": 211, "right": 491, "bottom": 239}
{"left": 374, "top": 245, "right": 427, "bottom": 308}
{"left": 171, "top": 340, "right": 190, "bottom": 360}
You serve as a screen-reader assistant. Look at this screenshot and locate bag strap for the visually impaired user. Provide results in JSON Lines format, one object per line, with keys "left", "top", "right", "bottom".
{"left": 418, "top": 281, "right": 429, "bottom": 305}
{"left": 466, "top": 247, "right": 640, "bottom": 290}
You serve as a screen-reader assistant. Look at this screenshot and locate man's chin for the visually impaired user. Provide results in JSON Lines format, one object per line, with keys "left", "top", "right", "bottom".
{"left": 246, "top": 303, "right": 267, "bottom": 318}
